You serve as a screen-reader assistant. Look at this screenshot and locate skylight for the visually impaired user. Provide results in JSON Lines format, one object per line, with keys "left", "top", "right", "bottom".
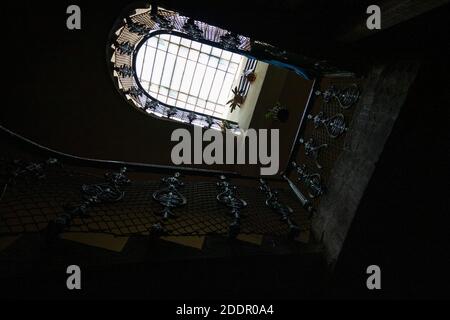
{"left": 135, "top": 33, "right": 244, "bottom": 120}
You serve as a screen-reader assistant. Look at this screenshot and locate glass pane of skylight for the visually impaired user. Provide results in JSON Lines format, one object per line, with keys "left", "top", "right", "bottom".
{"left": 198, "top": 66, "right": 215, "bottom": 100}
{"left": 179, "top": 46, "right": 188, "bottom": 58}
{"left": 159, "top": 87, "right": 169, "bottom": 96}
{"left": 201, "top": 44, "right": 212, "bottom": 54}
{"left": 208, "top": 56, "right": 219, "bottom": 68}
{"left": 170, "top": 35, "right": 181, "bottom": 44}
{"left": 135, "top": 33, "right": 244, "bottom": 120}
{"left": 157, "top": 38, "right": 168, "bottom": 50}
{"left": 168, "top": 43, "right": 178, "bottom": 54}
{"left": 221, "top": 50, "right": 232, "bottom": 60}
{"left": 141, "top": 47, "right": 156, "bottom": 81}
{"left": 171, "top": 57, "right": 186, "bottom": 91}
{"left": 218, "top": 58, "right": 229, "bottom": 71}
{"left": 180, "top": 60, "right": 196, "bottom": 93}
{"left": 147, "top": 37, "right": 158, "bottom": 48}
{"left": 191, "top": 41, "right": 201, "bottom": 50}
{"left": 180, "top": 38, "right": 191, "bottom": 47}
{"left": 135, "top": 47, "right": 145, "bottom": 77}
{"left": 190, "top": 64, "right": 206, "bottom": 96}
{"left": 161, "top": 54, "right": 176, "bottom": 88}
{"left": 211, "top": 47, "right": 222, "bottom": 57}
{"left": 209, "top": 70, "right": 225, "bottom": 102}
{"left": 188, "top": 49, "right": 199, "bottom": 61}
{"left": 150, "top": 50, "right": 166, "bottom": 85}
{"left": 219, "top": 73, "right": 235, "bottom": 104}
{"left": 198, "top": 53, "right": 209, "bottom": 65}
{"left": 231, "top": 53, "right": 241, "bottom": 63}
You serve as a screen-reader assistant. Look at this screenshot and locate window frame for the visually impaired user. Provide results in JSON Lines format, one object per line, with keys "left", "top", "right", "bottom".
{"left": 133, "top": 30, "right": 246, "bottom": 120}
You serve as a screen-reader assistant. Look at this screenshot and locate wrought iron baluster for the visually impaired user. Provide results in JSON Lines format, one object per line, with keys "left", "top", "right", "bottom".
{"left": 150, "top": 11, "right": 174, "bottom": 30}
{"left": 126, "top": 19, "right": 150, "bottom": 36}
{"left": 1, "top": 158, "right": 58, "bottom": 203}
{"left": 182, "top": 18, "right": 204, "bottom": 41}
{"left": 125, "top": 87, "right": 145, "bottom": 100}
{"left": 9, "top": 158, "right": 58, "bottom": 181}
{"left": 216, "top": 175, "right": 247, "bottom": 239}
{"left": 152, "top": 172, "right": 186, "bottom": 220}
{"left": 219, "top": 32, "right": 242, "bottom": 51}
{"left": 259, "top": 179, "right": 300, "bottom": 239}
{"left": 291, "top": 162, "right": 324, "bottom": 199}
{"left": 114, "top": 41, "right": 134, "bottom": 56}
{"left": 307, "top": 111, "right": 348, "bottom": 138}
{"left": 114, "top": 65, "right": 134, "bottom": 78}
{"left": 46, "top": 167, "right": 130, "bottom": 242}
{"left": 298, "top": 137, "right": 328, "bottom": 169}
{"left": 315, "top": 84, "right": 360, "bottom": 109}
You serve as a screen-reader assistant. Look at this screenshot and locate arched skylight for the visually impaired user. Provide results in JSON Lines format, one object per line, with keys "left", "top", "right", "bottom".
{"left": 135, "top": 33, "right": 244, "bottom": 120}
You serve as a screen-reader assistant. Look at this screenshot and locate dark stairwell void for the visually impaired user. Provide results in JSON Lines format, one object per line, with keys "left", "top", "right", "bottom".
{"left": 1, "top": 0, "right": 448, "bottom": 299}
{"left": 0, "top": 130, "right": 327, "bottom": 299}
{"left": 0, "top": 1, "right": 330, "bottom": 299}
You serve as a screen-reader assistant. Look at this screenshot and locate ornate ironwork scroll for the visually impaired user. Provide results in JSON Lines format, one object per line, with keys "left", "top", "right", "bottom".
{"left": 114, "top": 41, "right": 134, "bottom": 55}
{"left": 298, "top": 137, "right": 328, "bottom": 169}
{"left": 259, "top": 179, "right": 300, "bottom": 239}
{"left": 126, "top": 19, "right": 150, "bottom": 36}
{"left": 9, "top": 158, "right": 58, "bottom": 181}
{"left": 187, "top": 111, "right": 197, "bottom": 123}
{"left": 216, "top": 175, "right": 247, "bottom": 238}
{"left": 46, "top": 167, "right": 130, "bottom": 242}
{"left": 1, "top": 158, "right": 59, "bottom": 203}
{"left": 126, "top": 86, "right": 145, "bottom": 100}
{"left": 149, "top": 11, "right": 174, "bottom": 30}
{"left": 182, "top": 18, "right": 204, "bottom": 41}
{"left": 114, "top": 65, "right": 133, "bottom": 78}
{"left": 219, "top": 32, "right": 242, "bottom": 51}
{"left": 307, "top": 111, "right": 348, "bottom": 138}
{"left": 144, "top": 99, "right": 159, "bottom": 111}
{"left": 152, "top": 172, "right": 186, "bottom": 220}
{"left": 291, "top": 162, "right": 324, "bottom": 199}
{"left": 315, "top": 84, "right": 360, "bottom": 109}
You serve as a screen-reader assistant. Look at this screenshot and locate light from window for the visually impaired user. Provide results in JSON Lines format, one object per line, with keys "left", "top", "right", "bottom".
{"left": 135, "top": 33, "right": 244, "bottom": 119}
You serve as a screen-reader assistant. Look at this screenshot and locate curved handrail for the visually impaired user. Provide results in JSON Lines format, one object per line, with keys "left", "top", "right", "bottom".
{"left": 0, "top": 124, "right": 284, "bottom": 181}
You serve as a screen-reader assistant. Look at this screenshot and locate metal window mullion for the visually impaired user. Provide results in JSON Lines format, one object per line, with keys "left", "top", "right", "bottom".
{"left": 205, "top": 61, "right": 220, "bottom": 113}
{"left": 213, "top": 50, "right": 232, "bottom": 110}
{"left": 237, "top": 58, "right": 248, "bottom": 91}
{"left": 148, "top": 37, "right": 160, "bottom": 95}
{"left": 185, "top": 45, "right": 201, "bottom": 109}
{"left": 176, "top": 45, "right": 191, "bottom": 103}
{"left": 206, "top": 49, "right": 226, "bottom": 110}
{"left": 192, "top": 48, "right": 214, "bottom": 112}
{"left": 139, "top": 44, "right": 148, "bottom": 81}
{"left": 156, "top": 38, "right": 171, "bottom": 100}
{"left": 166, "top": 36, "right": 182, "bottom": 103}
{"left": 212, "top": 70, "right": 229, "bottom": 115}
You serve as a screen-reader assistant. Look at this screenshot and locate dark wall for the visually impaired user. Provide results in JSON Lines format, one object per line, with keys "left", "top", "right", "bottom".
{"left": 329, "top": 50, "right": 449, "bottom": 299}
{"left": 1, "top": 1, "right": 312, "bottom": 176}
{"left": 2, "top": 1, "right": 183, "bottom": 166}
{"left": 326, "top": 4, "right": 450, "bottom": 299}
{"left": 247, "top": 66, "right": 313, "bottom": 176}
{"left": 1, "top": 0, "right": 448, "bottom": 298}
